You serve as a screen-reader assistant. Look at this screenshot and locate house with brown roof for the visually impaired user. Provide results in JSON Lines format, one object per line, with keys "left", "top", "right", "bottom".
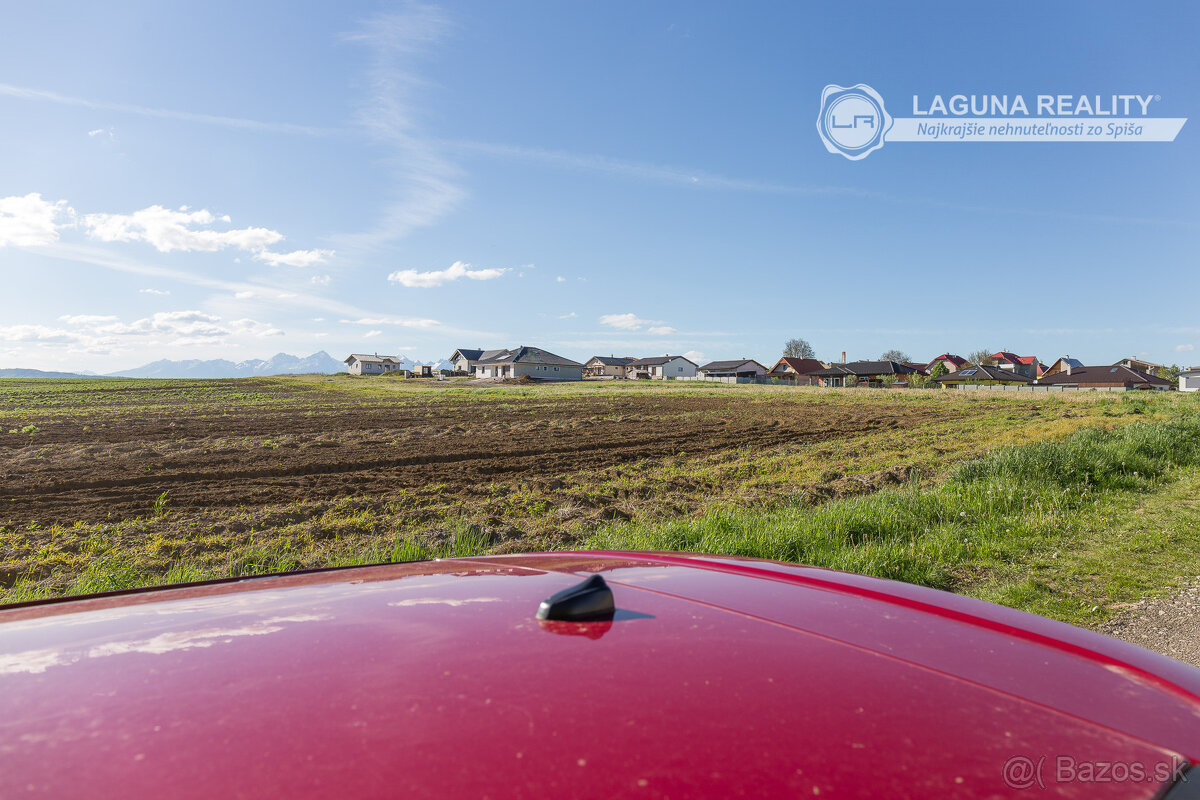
{"left": 806, "top": 360, "right": 919, "bottom": 388}
{"left": 584, "top": 356, "right": 635, "bottom": 378}
{"left": 765, "top": 357, "right": 825, "bottom": 385}
{"left": 1037, "top": 365, "right": 1172, "bottom": 391}
{"left": 1113, "top": 357, "right": 1165, "bottom": 375}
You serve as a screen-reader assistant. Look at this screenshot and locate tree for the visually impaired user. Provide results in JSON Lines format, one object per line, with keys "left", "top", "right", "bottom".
{"left": 880, "top": 349, "right": 910, "bottom": 363}
{"left": 967, "top": 349, "right": 994, "bottom": 366}
{"left": 1155, "top": 364, "right": 1182, "bottom": 383}
{"left": 929, "top": 361, "right": 949, "bottom": 378}
{"left": 783, "top": 338, "right": 815, "bottom": 360}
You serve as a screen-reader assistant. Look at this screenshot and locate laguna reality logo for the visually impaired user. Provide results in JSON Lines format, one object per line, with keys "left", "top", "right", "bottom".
{"left": 817, "top": 83, "right": 1186, "bottom": 160}
{"left": 816, "top": 84, "right": 893, "bottom": 160}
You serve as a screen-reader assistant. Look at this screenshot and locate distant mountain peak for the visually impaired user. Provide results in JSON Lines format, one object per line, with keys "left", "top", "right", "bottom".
{"left": 107, "top": 351, "right": 345, "bottom": 379}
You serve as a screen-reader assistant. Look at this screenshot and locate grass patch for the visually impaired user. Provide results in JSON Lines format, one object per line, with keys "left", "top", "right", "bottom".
{"left": 583, "top": 403, "right": 1200, "bottom": 625}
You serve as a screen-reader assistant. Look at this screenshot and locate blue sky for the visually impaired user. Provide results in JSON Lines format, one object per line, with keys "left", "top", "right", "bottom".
{"left": 1, "top": 1, "right": 1197, "bottom": 372}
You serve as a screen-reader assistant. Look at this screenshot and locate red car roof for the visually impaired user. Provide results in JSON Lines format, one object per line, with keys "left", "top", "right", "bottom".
{"left": 1, "top": 552, "right": 1197, "bottom": 798}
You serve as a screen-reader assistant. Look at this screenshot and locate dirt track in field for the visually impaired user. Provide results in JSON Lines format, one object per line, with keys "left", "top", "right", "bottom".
{"left": 0, "top": 388, "right": 963, "bottom": 527}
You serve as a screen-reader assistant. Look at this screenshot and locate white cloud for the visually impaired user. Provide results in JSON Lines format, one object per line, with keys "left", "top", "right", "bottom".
{"left": 647, "top": 326, "right": 677, "bottom": 335}
{"left": 310, "top": 274, "right": 332, "bottom": 286}
{"left": 228, "top": 318, "right": 284, "bottom": 337}
{"left": 58, "top": 314, "right": 119, "bottom": 326}
{"left": 44, "top": 310, "right": 284, "bottom": 343}
{"left": 313, "top": 317, "right": 326, "bottom": 322}
{"left": 1176, "top": 344, "right": 1195, "bottom": 352}
{"left": 556, "top": 276, "right": 566, "bottom": 283}
{"left": 387, "top": 260, "right": 509, "bottom": 288}
{"left": 600, "top": 313, "right": 673, "bottom": 331}
{"left": 0, "top": 193, "right": 73, "bottom": 247}
{"left": 364, "top": 329, "right": 383, "bottom": 338}
{"left": 235, "top": 291, "right": 255, "bottom": 300}
{"left": 255, "top": 248, "right": 334, "bottom": 268}
{"left": 683, "top": 350, "right": 707, "bottom": 364}
{"left": 139, "top": 288, "right": 170, "bottom": 296}
{"left": 84, "top": 205, "right": 283, "bottom": 253}
{"left": 87, "top": 128, "right": 115, "bottom": 140}
{"left": 558, "top": 312, "right": 578, "bottom": 319}
{"left": 0, "top": 324, "right": 85, "bottom": 344}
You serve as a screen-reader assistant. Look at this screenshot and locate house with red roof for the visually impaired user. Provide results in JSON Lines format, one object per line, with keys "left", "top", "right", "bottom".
{"left": 989, "top": 351, "right": 1043, "bottom": 379}
{"left": 924, "top": 353, "right": 967, "bottom": 374}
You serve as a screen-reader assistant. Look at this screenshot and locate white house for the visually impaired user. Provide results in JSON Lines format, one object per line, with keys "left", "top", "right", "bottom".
{"left": 475, "top": 346, "right": 584, "bottom": 381}
{"left": 627, "top": 355, "right": 698, "bottom": 380}
{"left": 449, "top": 348, "right": 508, "bottom": 374}
{"left": 1180, "top": 367, "right": 1200, "bottom": 392}
{"left": 344, "top": 354, "right": 405, "bottom": 376}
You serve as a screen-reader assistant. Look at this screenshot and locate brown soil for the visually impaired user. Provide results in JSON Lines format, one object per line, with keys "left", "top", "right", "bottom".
{"left": 0, "top": 389, "right": 962, "bottom": 527}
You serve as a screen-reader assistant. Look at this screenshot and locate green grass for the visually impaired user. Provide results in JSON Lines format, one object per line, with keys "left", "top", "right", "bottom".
{"left": 582, "top": 399, "right": 1200, "bottom": 625}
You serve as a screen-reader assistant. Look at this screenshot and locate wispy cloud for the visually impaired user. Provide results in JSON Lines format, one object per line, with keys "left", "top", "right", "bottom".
{"left": 387, "top": 260, "right": 509, "bottom": 288}
{"left": 1176, "top": 344, "right": 1195, "bottom": 353}
{"left": 599, "top": 313, "right": 676, "bottom": 333}
{"left": 449, "top": 140, "right": 878, "bottom": 197}
{"left": 337, "top": 7, "right": 464, "bottom": 248}
{"left": 139, "top": 288, "right": 170, "bottom": 296}
{"left": 0, "top": 82, "right": 337, "bottom": 137}
{"left": 342, "top": 315, "right": 440, "bottom": 330}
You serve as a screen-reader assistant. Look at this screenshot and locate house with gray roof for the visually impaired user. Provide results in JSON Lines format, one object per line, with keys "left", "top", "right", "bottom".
{"left": 627, "top": 355, "right": 698, "bottom": 380}
{"left": 344, "top": 354, "right": 405, "bottom": 376}
{"left": 697, "top": 359, "right": 767, "bottom": 379}
{"left": 450, "top": 348, "right": 508, "bottom": 375}
{"left": 475, "top": 346, "right": 584, "bottom": 381}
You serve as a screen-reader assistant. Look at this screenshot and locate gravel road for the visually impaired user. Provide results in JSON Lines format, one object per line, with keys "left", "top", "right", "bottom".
{"left": 1098, "top": 577, "right": 1200, "bottom": 669}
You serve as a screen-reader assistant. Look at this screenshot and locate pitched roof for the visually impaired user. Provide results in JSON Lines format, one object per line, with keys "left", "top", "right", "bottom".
{"left": 451, "top": 348, "right": 507, "bottom": 362}
{"left": 699, "top": 359, "right": 766, "bottom": 372}
{"left": 925, "top": 353, "right": 967, "bottom": 370}
{"left": 807, "top": 360, "right": 918, "bottom": 377}
{"left": 476, "top": 346, "right": 583, "bottom": 367}
{"left": 630, "top": 355, "right": 695, "bottom": 367}
{"left": 769, "top": 357, "right": 825, "bottom": 375}
{"left": 932, "top": 364, "right": 1033, "bottom": 384}
{"left": 1038, "top": 365, "right": 1171, "bottom": 387}
{"left": 345, "top": 354, "right": 401, "bottom": 364}
{"left": 586, "top": 356, "right": 634, "bottom": 367}
{"left": 991, "top": 351, "right": 1040, "bottom": 366}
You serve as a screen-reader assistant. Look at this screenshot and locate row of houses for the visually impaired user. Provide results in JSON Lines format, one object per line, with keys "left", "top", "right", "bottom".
{"left": 348, "top": 349, "right": 1199, "bottom": 392}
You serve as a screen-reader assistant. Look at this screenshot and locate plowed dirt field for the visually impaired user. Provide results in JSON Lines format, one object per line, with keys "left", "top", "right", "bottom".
{"left": 1, "top": 382, "right": 963, "bottom": 527}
